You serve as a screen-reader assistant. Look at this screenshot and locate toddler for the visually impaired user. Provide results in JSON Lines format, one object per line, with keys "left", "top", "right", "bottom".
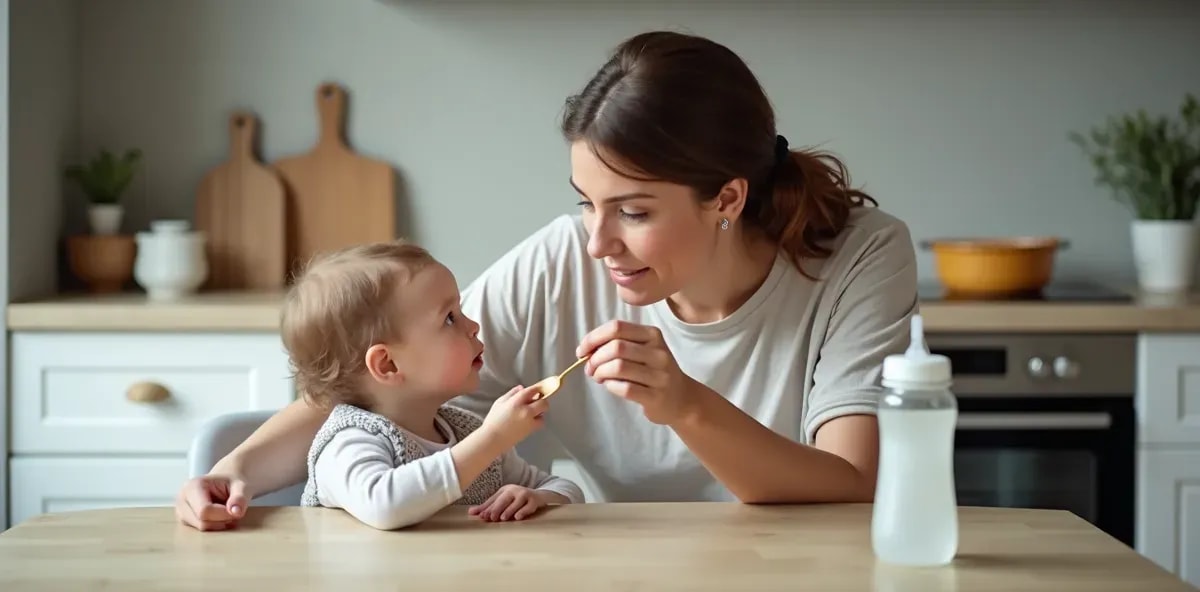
{"left": 284, "top": 240, "right": 584, "bottom": 530}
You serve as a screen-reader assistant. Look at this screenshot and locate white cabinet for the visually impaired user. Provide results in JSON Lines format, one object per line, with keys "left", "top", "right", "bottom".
{"left": 1137, "top": 335, "right": 1200, "bottom": 445}
{"left": 1137, "top": 333, "right": 1200, "bottom": 588}
{"left": 9, "top": 457, "right": 189, "bottom": 524}
{"left": 6, "top": 331, "right": 295, "bottom": 527}
{"left": 1138, "top": 448, "right": 1200, "bottom": 586}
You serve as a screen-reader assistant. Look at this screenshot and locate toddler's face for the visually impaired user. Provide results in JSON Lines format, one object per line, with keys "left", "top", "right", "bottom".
{"left": 388, "top": 262, "right": 485, "bottom": 397}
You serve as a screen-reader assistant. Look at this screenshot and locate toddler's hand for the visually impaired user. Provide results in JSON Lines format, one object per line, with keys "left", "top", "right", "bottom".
{"left": 468, "top": 484, "right": 554, "bottom": 522}
{"left": 481, "top": 385, "right": 548, "bottom": 449}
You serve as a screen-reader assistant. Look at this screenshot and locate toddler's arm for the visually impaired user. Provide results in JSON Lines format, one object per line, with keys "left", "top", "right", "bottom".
{"left": 314, "top": 427, "right": 501, "bottom": 529}
{"left": 499, "top": 450, "right": 586, "bottom": 504}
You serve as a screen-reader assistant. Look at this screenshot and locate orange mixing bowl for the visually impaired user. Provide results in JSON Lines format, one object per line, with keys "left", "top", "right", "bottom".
{"left": 921, "top": 237, "right": 1068, "bottom": 297}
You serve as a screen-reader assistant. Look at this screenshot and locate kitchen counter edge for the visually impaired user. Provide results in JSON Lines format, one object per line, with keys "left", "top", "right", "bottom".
{"left": 8, "top": 289, "right": 1200, "bottom": 333}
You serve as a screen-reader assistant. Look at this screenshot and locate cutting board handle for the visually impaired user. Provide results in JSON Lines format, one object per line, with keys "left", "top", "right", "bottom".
{"left": 315, "top": 82, "right": 347, "bottom": 151}
{"left": 229, "top": 111, "right": 258, "bottom": 159}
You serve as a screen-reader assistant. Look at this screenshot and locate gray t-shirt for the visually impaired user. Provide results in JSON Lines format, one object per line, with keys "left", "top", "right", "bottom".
{"left": 453, "top": 206, "right": 918, "bottom": 502}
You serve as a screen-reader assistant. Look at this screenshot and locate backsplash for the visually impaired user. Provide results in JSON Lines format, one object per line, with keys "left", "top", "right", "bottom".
{"left": 13, "top": 0, "right": 1200, "bottom": 292}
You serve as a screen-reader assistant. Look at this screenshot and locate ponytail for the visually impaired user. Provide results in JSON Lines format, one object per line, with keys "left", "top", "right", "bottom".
{"left": 747, "top": 148, "right": 877, "bottom": 279}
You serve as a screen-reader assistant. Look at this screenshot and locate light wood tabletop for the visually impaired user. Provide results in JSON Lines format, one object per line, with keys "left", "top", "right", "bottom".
{"left": 0, "top": 502, "right": 1191, "bottom": 591}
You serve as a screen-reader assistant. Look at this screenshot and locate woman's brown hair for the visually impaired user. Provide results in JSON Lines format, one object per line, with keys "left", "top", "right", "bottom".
{"left": 560, "top": 30, "right": 876, "bottom": 276}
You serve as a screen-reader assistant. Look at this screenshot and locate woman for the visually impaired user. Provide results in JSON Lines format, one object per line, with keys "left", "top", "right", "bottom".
{"left": 175, "top": 30, "right": 917, "bottom": 531}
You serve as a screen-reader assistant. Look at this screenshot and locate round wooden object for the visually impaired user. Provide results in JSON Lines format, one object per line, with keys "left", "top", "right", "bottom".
{"left": 66, "top": 234, "right": 136, "bottom": 293}
{"left": 125, "top": 381, "right": 170, "bottom": 403}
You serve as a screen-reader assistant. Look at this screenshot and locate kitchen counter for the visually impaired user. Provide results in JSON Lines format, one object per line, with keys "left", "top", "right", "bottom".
{"left": 8, "top": 288, "right": 1200, "bottom": 333}
{"left": 0, "top": 503, "right": 1190, "bottom": 591}
{"left": 6, "top": 290, "right": 286, "bottom": 331}
{"left": 917, "top": 290, "right": 1200, "bottom": 332}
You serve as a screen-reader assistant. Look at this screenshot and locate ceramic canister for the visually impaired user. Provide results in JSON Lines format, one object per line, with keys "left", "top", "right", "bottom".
{"left": 134, "top": 219, "right": 209, "bottom": 301}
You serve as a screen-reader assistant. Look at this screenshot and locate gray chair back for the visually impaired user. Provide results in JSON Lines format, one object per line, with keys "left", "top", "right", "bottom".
{"left": 187, "top": 410, "right": 304, "bottom": 506}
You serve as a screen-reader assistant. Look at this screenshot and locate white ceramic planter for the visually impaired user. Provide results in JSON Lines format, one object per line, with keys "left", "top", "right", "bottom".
{"left": 1131, "top": 219, "right": 1199, "bottom": 293}
{"left": 88, "top": 204, "right": 123, "bottom": 235}
{"left": 134, "top": 220, "right": 209, "bottom": 301}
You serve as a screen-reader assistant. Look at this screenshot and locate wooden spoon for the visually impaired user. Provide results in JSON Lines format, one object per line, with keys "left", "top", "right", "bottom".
{"left": 533, "top": 355, "right": 591, "bottom": 400}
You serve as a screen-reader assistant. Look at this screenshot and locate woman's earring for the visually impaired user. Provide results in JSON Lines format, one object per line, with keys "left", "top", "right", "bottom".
{"left": 720, "top": 218, "right": 730, "bottom": 230}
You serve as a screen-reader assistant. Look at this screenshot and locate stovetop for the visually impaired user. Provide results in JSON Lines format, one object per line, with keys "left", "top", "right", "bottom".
{"left": 918, "top": 281, "right": 1133, "bottom": 302}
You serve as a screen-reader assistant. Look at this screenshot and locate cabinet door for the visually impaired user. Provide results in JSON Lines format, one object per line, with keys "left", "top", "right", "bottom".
{"left": 10, "top": 331, "right": 295, "bottom": 454}
{"left": 1137, "top": 448, "right": 1200, "bottom": 588}
{"left": 1137, "top": 334, "right": 1200, "bottom": 446}
{"left": 9, "top": 457, "right": 189, "bottom": 527}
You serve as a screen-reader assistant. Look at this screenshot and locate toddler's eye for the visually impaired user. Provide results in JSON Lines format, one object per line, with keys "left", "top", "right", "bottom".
{"left": 445, "top": 312, "right": 455, "bottom": 326}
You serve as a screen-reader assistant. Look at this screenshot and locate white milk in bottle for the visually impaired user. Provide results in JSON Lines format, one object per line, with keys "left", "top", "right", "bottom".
{"left": 871, "top": 313, "right": 959, "bottom": 566}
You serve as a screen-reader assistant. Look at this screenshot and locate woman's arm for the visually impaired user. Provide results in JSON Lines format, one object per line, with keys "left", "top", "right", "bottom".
{"left": 670, "top": 386, "right": 878, "bottom": 503}
{"left": 176, "top": 398, "right": 330, "bottom": 530}
{"left": 210, "top": 398, "right": 329, "bottom": 495}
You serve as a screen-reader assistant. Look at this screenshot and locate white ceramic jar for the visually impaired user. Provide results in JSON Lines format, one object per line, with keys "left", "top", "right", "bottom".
{"left": 134, "top": 219, "right": 208, "bottom": 301}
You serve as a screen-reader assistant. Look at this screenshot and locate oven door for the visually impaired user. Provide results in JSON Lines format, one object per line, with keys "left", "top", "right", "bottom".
{"left": 952, "top": 395, "right": 1135, "bottom": 547}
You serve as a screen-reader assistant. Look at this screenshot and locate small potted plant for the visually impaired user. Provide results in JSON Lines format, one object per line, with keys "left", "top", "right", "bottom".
{"left": 64, "top": 148, "right": 143, "bottom": 235}
{"left": 1070, "top": 93, "right": 1200, "bottom": 293}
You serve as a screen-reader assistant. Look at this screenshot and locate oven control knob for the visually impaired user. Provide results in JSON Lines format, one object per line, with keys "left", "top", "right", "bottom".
{"left": 1027, "top": 356, "right": 1050, "bottom": 378}
{"left": 1053, "top": 356, "right": 1080, "bottom": 379}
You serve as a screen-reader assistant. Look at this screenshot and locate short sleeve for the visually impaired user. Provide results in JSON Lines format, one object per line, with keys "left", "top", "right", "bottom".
{"left": 452, "top": 215, "right": 580, "bottom": 418}
{"left": 804, "top": 215, "right": 919, "bottom": 442}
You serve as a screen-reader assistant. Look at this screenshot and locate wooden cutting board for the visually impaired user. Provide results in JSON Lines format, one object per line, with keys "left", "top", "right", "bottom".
{"left": 194, "top": 112, "right": 287, "bottom": 290}
{"left": 273, "top": 82, "right": 395, "bottom": 270}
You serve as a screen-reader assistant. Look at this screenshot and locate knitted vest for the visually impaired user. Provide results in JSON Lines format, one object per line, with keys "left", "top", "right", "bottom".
{"left": 300, "top": 403, "right": 504, "bottom": 507}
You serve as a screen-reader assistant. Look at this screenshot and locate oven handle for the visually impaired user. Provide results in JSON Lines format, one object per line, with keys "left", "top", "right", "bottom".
{"left": 956, "top": 412, "right": 1112, "bottom": 430}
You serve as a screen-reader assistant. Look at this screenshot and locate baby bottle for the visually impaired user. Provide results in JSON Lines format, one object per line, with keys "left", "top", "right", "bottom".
{"left": 871, "top": 313, "right": 958, "bottom": 566}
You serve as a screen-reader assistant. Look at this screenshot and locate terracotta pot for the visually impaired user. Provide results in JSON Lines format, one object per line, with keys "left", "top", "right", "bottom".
{"left": 67, "top": 234, "right": 137, "bottom": 293}
{"left": 920, "top": 237, "right": 1068, "bottom": 298}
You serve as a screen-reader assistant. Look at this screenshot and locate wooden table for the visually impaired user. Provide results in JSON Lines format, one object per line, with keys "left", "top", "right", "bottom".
{"left": 0, "top": 502, "right": 1191, "bottom": 591}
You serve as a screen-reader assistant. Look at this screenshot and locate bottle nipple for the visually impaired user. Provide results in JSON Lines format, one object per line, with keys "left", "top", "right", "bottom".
{"left": 905, "top": 314, "right": 930, "bottom": 358}
{"left": 883, "top": 314, "right": 951, "bottom": 389}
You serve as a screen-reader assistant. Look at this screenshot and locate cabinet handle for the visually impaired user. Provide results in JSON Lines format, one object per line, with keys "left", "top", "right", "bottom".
{"left": 126, "top": 381, "right": 170, "bottom": 403}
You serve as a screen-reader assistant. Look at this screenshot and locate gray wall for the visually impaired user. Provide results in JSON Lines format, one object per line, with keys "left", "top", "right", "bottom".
{"left": 10, "top": 0, "right": 78, "bottom": 300}
{"left": 21, "top": 0, "right": 1200, "bottom": 290}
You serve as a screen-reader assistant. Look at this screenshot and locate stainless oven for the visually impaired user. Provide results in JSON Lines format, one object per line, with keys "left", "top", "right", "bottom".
{"left": 926, "top": 333, "right": 1136, "bottom": 547}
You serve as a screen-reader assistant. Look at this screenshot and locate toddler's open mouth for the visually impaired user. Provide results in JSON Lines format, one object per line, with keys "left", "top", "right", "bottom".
{"left": 472, "top": 351, "right": 484, "bottom": 369}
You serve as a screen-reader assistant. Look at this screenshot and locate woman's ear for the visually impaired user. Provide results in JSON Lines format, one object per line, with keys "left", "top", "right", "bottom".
{"left": 364, "top": 344, "right": 405, "bottom": 386}
{"left": 713, "top": 177, "right": 749, "bottom": 224}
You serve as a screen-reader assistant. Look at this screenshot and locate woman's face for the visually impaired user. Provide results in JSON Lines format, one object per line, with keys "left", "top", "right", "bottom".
{"left": 569, "top": 141, "right": 723, "bottom": 306}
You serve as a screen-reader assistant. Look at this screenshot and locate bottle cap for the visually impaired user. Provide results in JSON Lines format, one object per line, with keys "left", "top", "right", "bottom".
{"left": 882, "top": 314, "right": 952, "bottom": 388}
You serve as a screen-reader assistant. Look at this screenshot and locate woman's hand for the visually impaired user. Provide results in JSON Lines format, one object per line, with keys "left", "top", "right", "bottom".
{"left": 174, "top": 474, "right": 250, "bottom": 531}
{"left": 576, "top": 320, "right": 701, "bottom": 425}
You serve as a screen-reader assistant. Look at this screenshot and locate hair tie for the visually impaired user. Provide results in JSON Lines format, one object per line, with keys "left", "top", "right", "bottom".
{"left": 774, "top": 134, "right": 790, "bottom": 165}
{"left": 755, "top": 134, "right": 792, "bottom": 202}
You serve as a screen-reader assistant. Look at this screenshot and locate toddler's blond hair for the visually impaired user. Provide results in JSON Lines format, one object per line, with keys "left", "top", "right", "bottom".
{"left": 281, "top": 239, "right": 437, "bottom": 409}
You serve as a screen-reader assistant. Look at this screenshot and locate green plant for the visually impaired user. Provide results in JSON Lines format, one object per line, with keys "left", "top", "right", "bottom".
{"left": 1069, "top": 93, "right": 1200, "bottom": 220}
{"left": 64, "top": 148, "right": 143, "bottom": 205}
